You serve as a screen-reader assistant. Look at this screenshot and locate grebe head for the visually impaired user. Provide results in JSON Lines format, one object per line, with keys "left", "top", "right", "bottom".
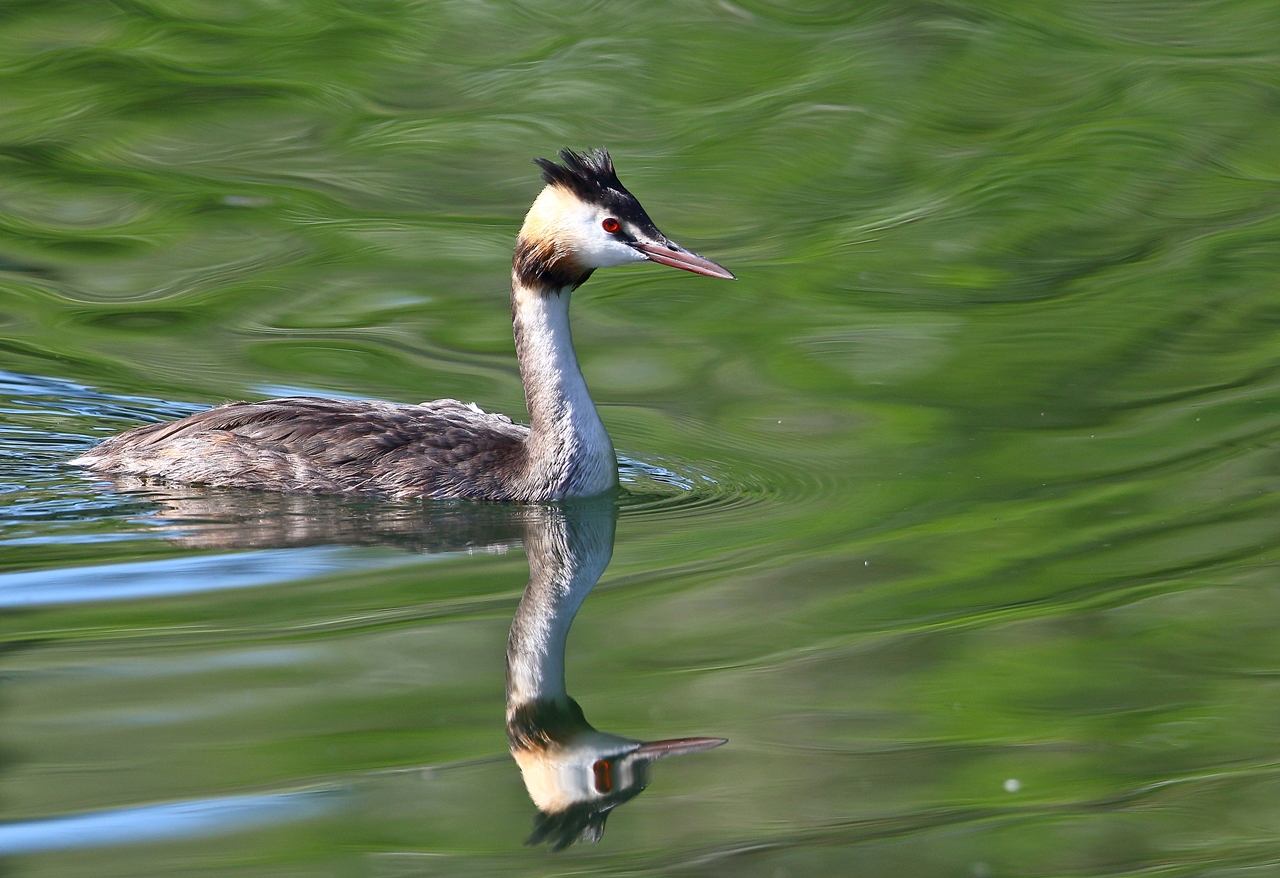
{"left": 509, "top": 696, "right": 725, "bottom": 849}
{"left": 515, "top": 148, "right": 735, "bottom": 291}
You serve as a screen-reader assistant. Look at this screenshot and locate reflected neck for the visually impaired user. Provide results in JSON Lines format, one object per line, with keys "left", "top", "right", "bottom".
{"left": 511, "top": 280, "right": 616, "bottom": 498}
{"left": 505, "top": 505, "right": 616, "bottom": 709}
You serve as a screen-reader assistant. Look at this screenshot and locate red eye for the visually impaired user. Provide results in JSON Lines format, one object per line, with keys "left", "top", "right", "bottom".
{"left": 602, "top": 218, "right": 620, "bottom": 234}
{"left": 592, "top": 759, "right": 613, "bottom": 792}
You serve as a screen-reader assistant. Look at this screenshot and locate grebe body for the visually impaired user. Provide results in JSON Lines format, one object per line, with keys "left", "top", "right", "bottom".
{"left": 72, "top": 149, "right": 733, "bottom": 501}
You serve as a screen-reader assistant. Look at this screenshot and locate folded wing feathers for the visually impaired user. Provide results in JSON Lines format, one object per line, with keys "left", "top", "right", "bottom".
{"left": 75, "top": 397, "right": 531, "bottom": 499}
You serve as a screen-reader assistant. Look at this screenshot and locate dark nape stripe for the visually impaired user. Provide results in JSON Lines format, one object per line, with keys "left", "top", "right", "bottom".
{"left": 513, "top": 236, "right": 593, "bottom": 292}
{"left": 507, "top": 696, "right": 593, "bottom": 750}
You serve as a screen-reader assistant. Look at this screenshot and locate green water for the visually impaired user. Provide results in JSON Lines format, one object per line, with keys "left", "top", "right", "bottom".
{"left": 3, "top": 1, "right": 1280, "bottom": 874}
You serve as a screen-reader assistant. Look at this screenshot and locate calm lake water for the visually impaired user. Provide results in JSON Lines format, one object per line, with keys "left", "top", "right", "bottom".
{"left": 3, "top": 1, "right": 1280, "bottom": 875}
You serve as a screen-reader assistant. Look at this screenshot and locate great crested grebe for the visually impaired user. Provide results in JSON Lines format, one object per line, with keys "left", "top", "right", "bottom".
{"left": 507, "top": 498, "right": 725, "bottom": 850}
{"left": 73, "top": 149, "right": 734, "bottom": 501}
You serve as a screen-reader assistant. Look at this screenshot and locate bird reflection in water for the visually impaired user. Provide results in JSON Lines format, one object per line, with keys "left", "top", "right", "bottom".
{"left": 506, "top": 496, "right": 725, "bottom": 850}
{"left": 90, "top": 481, "right": 725, "bottom": 850}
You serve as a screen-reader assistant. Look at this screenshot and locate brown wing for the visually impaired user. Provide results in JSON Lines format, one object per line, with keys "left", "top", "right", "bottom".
{"left": 73, "top": 397, "right": 531, "bottom": 499}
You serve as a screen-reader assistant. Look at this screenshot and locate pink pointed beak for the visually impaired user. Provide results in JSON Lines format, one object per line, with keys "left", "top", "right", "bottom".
{"left": 632, "top": 737, "right": 728, "bottom": 759}
{"left": 631, "top": 241, "right": 736, "bottom": 280}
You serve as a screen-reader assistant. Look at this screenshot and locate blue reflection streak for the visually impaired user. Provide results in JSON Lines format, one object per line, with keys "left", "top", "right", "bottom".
{"left": 0, "top": 790, "right": 337, "bottom": 855}
{"left": 0, "top": 548, "right": 404, "bottom": 607}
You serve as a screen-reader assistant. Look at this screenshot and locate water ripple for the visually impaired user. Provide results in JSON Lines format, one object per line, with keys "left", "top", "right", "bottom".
{"left": 619, "top": 453, "right": 778, "bottom": 520}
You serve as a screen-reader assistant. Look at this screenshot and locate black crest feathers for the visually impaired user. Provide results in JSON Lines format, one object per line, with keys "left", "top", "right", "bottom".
{"left": 534, "top": 148, "right": 624, "bottom": 201}
{"left": 527, "top": 802, "right": 614, "bottom": 852}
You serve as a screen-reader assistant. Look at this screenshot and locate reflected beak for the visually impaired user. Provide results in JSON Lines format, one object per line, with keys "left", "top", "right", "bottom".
{"left": 631, "top": 240, "right": 736, "bottom": 279}
{"left": 632, "top": 737, "right": 728, "bottom": 760}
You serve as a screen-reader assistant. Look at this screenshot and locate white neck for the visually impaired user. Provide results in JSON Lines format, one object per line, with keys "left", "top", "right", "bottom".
{"left": 511, "top": 280, "right": 617, "bottom": 499}
{"left": 506, "top": 503, "right": 616, "bottom": 705}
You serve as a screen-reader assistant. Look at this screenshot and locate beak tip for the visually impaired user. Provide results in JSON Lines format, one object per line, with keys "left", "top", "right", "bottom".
{"left": 632, "top": 241, "right": 736, "bottom": 280}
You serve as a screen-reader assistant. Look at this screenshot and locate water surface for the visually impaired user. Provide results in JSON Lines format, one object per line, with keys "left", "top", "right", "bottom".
{"left": 3, "top": 2, "right": 1280, "bottom": 875}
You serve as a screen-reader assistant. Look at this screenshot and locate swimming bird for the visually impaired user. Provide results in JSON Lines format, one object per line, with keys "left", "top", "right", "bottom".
{"left": 506, "top": 498, "right": 725, "bottom": 850}
{"left": 73, "top": 149, "right": 734, "bottom": 501}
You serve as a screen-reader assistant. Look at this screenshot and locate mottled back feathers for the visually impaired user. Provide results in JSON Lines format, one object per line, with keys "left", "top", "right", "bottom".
{"left": 74, "top": 397, "right": 534, "bottom": 500}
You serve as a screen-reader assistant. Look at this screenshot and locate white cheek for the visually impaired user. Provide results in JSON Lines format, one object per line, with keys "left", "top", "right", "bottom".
{"left": 583, "top": 236, "right": 646, "bottom": 268}
{"left": 568, "top": 211, "right": 646, "bottom": 269}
